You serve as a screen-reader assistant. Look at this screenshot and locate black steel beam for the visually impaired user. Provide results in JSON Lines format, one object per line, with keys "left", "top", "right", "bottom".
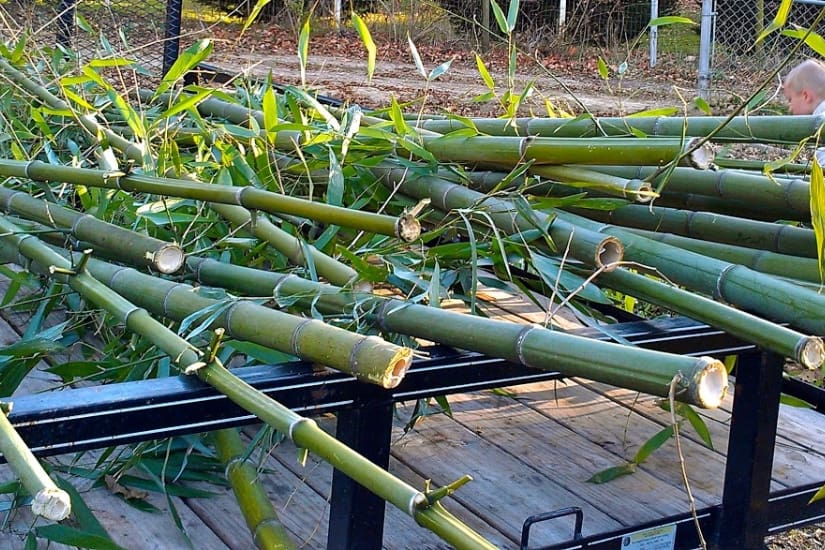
{"left": 6, "top": 317, "right": 752, "bottom": 459}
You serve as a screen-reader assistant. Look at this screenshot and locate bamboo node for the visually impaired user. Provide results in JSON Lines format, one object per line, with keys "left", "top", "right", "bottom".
{"left": 183, "top": 361, "right": 207, "bottom": 375}
{"left": 514, "top": 324, "right": 541, "bottom": 368}
{"left": 287, "top": 417, "right": 316, "bottom": 441}
{"left": 408, "top": 491, "right": 428, "bottom": 516}
{"left": 31, "top": 487, "right": 71, "bottom": 521}
{"left": 290, "top": 318, "right": 322, "bottom": 355}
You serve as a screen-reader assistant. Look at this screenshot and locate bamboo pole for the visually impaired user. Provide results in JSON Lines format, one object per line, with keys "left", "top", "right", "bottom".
{"left": 0, "top": 404, "right": 71, "bottom": 521}
{"left": 653, "top": 192, "right": 802, "bottom": 223}
{"left": 553, "top": 210, "right": 825, "bottom": 335}
{"left": 0, "top": 217, "right": 494, "bottom": 550}
{"left": 574, "top": 203, "right": 816, "bottom": 258}
{"left": 186, "top": 257, "right": 728, "bottom": 408}
{"left": 418, "top": 135, "right": 714, "bottom": 169}
{"left": 416, "top": 115, "right": 824, "bottom": 143}
{"left": 527, "top": 165, "right": 656, "bottom": 202}
{"left": 589, "top": 165, "right": 811, "bottom": 219}
{"left": 598, "top": 268, "right": 824, "bottom": 368}
{"left": 369, "top": 163, "right": 624, "bottom": 270}
{"left": 212, "top": 429, "right": 296, "bottom": 550}
{"left": 624, "top": 228, "right": 821, "bottom": 284}
{"left": 0, "top": 160, "right": 421, "bottom": 242}
{"left": 4, "top": 243, "right": 410, "bottom": 389}
{"left": 0, "top": 187, "right": 185, "bottom": 273}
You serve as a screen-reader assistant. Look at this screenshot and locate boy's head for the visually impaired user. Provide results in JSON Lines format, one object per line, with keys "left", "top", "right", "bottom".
{"left": 783, "top": 59, "right": 825, "bottom": 115}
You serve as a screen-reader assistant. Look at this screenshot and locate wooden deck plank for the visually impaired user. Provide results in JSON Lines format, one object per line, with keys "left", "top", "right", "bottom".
{"left": 443, "top": 389, "right": 712, "bottom": 521}
{"left": 390, "top": 400, "right": 623, "bottom": 548}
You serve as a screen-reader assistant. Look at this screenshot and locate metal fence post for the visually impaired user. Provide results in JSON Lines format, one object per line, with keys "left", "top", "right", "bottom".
{"left": 56, "top": 0, "right": 76, "bottom": 50}
{"left": 649, "top": 0, "right": 659, "bottom": 68}
{"left": 697, "top": 0, "right": 715, "bottom": 99}
{"left": 163, "top": 0, "right": 183, "bottom": 77}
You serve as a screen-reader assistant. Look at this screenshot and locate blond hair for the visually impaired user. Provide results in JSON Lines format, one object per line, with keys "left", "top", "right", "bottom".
{"left": 784, "top": 59, "right": 825, "bottom": 99}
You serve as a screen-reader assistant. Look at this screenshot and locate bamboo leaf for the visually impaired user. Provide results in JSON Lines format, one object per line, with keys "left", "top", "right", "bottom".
{"left": 661, "top": 402, "right": 714, "bottom": 450}
{"left": 633, "top": 425, "right": 674, "bottom": 464}
{"left": 506, "top": 0, "right": 520, "bottom": 33}
{"left": 298, "top": 17, "right": 310, "bottom": 86}
{"left": 489, "top": 0, "right": 509, "bottom": 34}
{"left": 597, "top": 57, "right": 609, "bottom": 80}
{"left": 155, "top": 39, "right": 213, "bottom": 99}
{"left": 780, "top": 393, "right": 814, "bottom": 408}
{"left": 810, "top": 482, "right": 825, "bottom": 504}
{"left": 107, "top": 89, "right": 146, "bottom": 141}
{"left": 474, "top": 53, "right": 495, "bottom": 91}
{"left": 780, "top": 29, "right": 825, "bottom": 58}
{"left": 428, "top": 58, "right": 454, "bottom": 82}
{"left": 35, "top": 526, "right": 126, "bottom": 550}
{"left": 55, "top": 475, "right": 110, "bottom": 538}
{"left": 351, "top": 13, "right": 376, "bottom": 83}
{"left": 649, "top": 16, "right": 695, "bottom": 27}
{"left": 756, "top": 0, "right": 793, "bottom": 43}
{"left": 628, "top": 107, "right": 679, "bottom": 117}
{"left": 327, "top": 147, "right": 344, "bottom": 206}
{"left": 408, "top": 34, "right": 427, "bottom": 79}
{"left": 587, "top": 462, "right": 636, "bottom": 484}
{"left": 429, "top": 260, "right": 441, "bottom": 307}
{"left": 810, "top": 159, "right": 825, "bottom": 283}
{"left": 693, "top": 96, "right": 712, "bottom": 115}
{"left": 242, "top": 0, "right": 272, "bottom": 35}
{"left": 157, "top": 88, "right": 213, "bottom": 121}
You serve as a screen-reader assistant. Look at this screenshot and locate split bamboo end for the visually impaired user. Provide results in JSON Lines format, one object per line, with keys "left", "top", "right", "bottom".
{"left": 151, "top": 244, "right": 185, "bottom": 274}
{"left": 382, "top": 347, "right": 414, "bottom": 389}
{"left": 797, "top": 336, "right": 825, "bottom": 370}
{"left": 31, "top": 487, "right": 71, "bottom": 521}
{"left": 686, "top": 357, "right": 728, "bottom": 409}
{"left": 684, "top": 138, "right": 715, "bottom": 170}
{"left": 396, "top": 213, "right": 422, "bottom": 242}
{"left": 631, "top": 180, "right": 656, "bottom": 204}
{"left": 596, "top": 237, "right": 624, "bottom": 271}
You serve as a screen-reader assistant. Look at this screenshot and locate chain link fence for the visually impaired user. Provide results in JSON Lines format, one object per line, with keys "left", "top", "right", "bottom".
{"left": 2, "top": 0, "right": 182, "bottom": 75}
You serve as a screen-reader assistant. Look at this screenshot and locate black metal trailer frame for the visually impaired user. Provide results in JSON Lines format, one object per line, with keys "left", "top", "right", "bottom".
{"left": 7, "top": 316, "right": 825, "bottom": 549}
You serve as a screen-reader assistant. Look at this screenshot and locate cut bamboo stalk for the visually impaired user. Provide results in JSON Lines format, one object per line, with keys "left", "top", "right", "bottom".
{"left": 0, "top": 219, "right": 493, "bottom": 550}
{"left": 4, "top": 243, "right": 410, "bottom": 389}
{"left": 187, "top": 257, "right": 728, "bottom": 408}
{"left": 369, "top": 163, "right": 624, "bottom": 271}
{"left": 0, "top": 404, "right": 70, "bottom": 521}
{"left": 573, "top": 203, "right": 816, "bottom": 258}
{"left": 419, "top": 135, "right": 714, "bottom": 169}
{"left": 0, "top": 160, "right": 421, "bottom": 242}
{"left": 653, "top": 192, "right": 802, "bottom": 223}
{"left": 212, "top": 429, "right": 296, "bottom": 550}
{"left": 589, "top": 165, "right": 811, "bottom": 219}
{"left": 207, "top": 203, "right": 362, "bottom": 288}
{"left": 0, "top": 187, "right": 184, "bottom": 273}
{"left": 527, "top": 165, "right": 656, "bottom": 202}
{"left": 553, "top": 210, "right": 825, "bottom": 335}
{"left": 416, "top": 115, "right": 823, "bottom": 143}
{"left": 599, "top": 268, "right": 824, "bottom": 369}
{"left": 624, "top": 228, "right": 821, "bottom": 284}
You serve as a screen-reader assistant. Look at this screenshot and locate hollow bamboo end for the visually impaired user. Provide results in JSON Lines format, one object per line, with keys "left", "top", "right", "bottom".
{"left": 684, "top": 137, "right": 715, "bottom": 170}
{"left": 596, "top": 237, "right": 624, "bottom": 271}
{"left": 630, "top": 180, "right": 656, "bottom": 204}
{"left": 797, "top": 336, "right": 825, "bottom": 370}
{"left": 31, "top": 487, "right": 71, "bottom": 521}
{"left": 687, "top": 357, "right": 729, "bottom": 409}
{"left": 152, "top": 244, "right": 185, "bottom": 274}
{"left": 396, "top": 214, "right": 422, "bottom": 242}
{"left": 382, "top": 347, "right": 414, "bottom": 389}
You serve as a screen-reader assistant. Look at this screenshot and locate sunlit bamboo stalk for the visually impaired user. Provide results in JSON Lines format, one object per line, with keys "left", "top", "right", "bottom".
{"left": 212, "top": 429, "right": 296, "bottom": 550}
{"left": 0, "top": 159, "right": 421, "bottom": 242}
{"left": 0, "top": 217, "right": 494, "bottom": 550}
{"left": 186, "top": 257, "right": 728, "bottom": 408}
{"left": 0, "top": 404, "right": 70, "bottom": 521}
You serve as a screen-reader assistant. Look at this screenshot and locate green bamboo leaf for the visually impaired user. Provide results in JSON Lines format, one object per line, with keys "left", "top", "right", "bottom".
{"left": 285, "top": 86, "right": 340, "bottom": 131}
{"left": 35, "top": 526, "right": 125, "bottom": 550}
{"left": 55, "top": 475, "right": 110, "bottom": 538}
{"left": 597, "top": 57, "right": 609, "bottom": 80}
{"left": 327, "top": 147, "right": 344, "bottom": 206}
{"left": 810, "top": 482, "right": 825, "bottom": 504}
{"left": 428, "top": 57, "right": 454, "bottom": 82}
{"left": 335, "top": 246, "right": 390, "bottom": 282}
{"left": 780, "top": 393, "right": 814, "bottom": 408}
{"left": 298, "top": 17, "right": 310, "bottom": 86}
{"left": 756, "top": 0, "right": 793, "bottom": 43}
{"left": 780, "top": 29, "right": 825, "bottom": 58}
{"left": 633, "top": 425, "right": 674, "bottom": 464}
{"left": 262, "top": 83, "right": 279, "bottom": 146}
{"left": 62, "top": 88, "right": 95, "bottom": 110}
{"left": 489, "top": 0, "right": 509, "bottom": 34}
{"left": 157, "top": 88, "right": 212, "bottom": 121}
{"left": 24, "top": 533, "right": 35, "bottom": 550}
{"left": 472, "top": 91, "right": 497, "bottom": 103}
{"left": 241, "top": 0, "right": 272, "bottom": 35}
{"left": 628, "top": 107, "right": 679, "bottom": 117}
{"left": 351, "top": 13, "right": 376, "bottom": 83}
{"left": 587, "top": 462, "right": 636, "bottom": 484}
{"left": 441, "top": 128, "right": 481, "bottom": 139}
{"left": 474, "top": 53, "right": 495, "bottom": 91}
{"left": 810, "top": 159, "right": 825, "bottom": 283}
{"left": 434, "top": 394, "right": 453, "bottom": 417}
{"left": 663, "top": 402, "right": 713, "bottom": 449}
{"left": 649, "top": 16, "right": 695, "bottom": 27}
{"left": 88, "top": 58, "right": 135, "bottom": 68}
{"left": 408, "top": 34, "right": 427, "bottom": 79}
{"left": 506, "top": 0, "right": 520, "bottom": 33}
{"left": 107, "top": 89, "right": 145, "bottom": 141}
{"left": 75, "top": 13, "right": 93, "bottom": 33}
{"left": 429, "top": 260, "right": 441, "bottom": 307}
{"left": 155, "top": 39, "right": 213, "bottom": 99}
{"left": 693, "top": 96, "right": 712, "bottom": 115}
{"left": 529, "top": 251, "right": 610, "bottom": 304}
{"left": 723, "top": 354, "right": 737, "bottom": 374}
{"left": 445, "top": 113, "right": 479, "bottom": 134}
